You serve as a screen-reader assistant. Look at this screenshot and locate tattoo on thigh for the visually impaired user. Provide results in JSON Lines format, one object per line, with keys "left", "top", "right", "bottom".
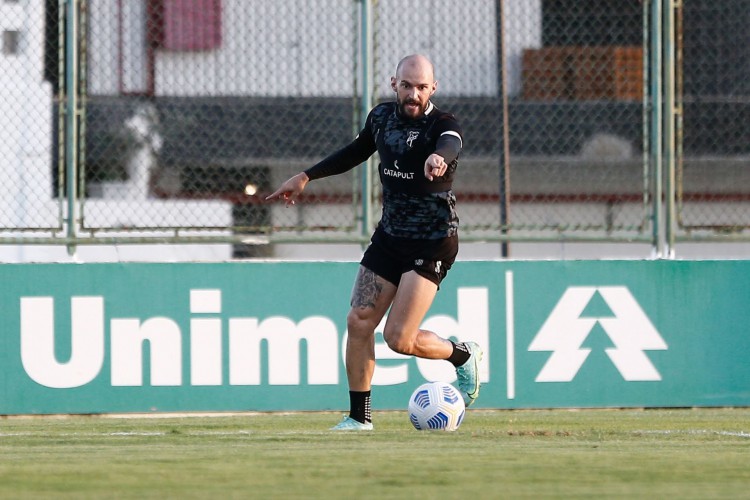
{"left": 351, "top": 268, "right": 382, "bottom": 309}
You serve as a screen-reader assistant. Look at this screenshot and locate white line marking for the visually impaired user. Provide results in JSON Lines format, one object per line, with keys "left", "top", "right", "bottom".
{"left": 0, "top": 430, "right": 257, "bottom": 438}
{"left": 506, "top": 270, "right": 515, "bottom": 400}
{"left": 635, "top": 429, "right": 750, "bottom": 438}
{"left": 109, "top": 432, "right": 166, "bottom": 436}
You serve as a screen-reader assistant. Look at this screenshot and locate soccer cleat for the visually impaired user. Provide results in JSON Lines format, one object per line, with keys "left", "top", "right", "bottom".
{"left": 330, "top": 415, "right": 374, "bottom": 431}
{"left": 455, "top": 341, "right": 483, "bottom": 406}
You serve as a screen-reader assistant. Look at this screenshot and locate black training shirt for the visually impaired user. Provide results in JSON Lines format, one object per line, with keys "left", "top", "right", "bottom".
{"left": 305, "top": 101, "right": 463, "bottom": 239}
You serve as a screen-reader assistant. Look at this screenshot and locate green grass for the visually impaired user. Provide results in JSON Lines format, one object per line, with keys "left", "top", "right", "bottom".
{"left": 0, "top": 409, "right": 748, "bottom": 498}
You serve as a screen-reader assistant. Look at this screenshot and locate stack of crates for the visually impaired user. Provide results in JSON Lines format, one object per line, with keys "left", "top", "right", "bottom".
{"left": 522, "top": 46, "right": 643, "bottom": 101}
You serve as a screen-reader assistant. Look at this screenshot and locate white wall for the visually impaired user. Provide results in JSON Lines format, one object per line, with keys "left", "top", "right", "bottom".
{"left": 86, "top": 0, "right": 541, "bottom": 98}
{"left": 0, "top": 1, "right": 55, "bottom": 231}
{"left": 87, "top": 0, "right": 150, "bottom": 94}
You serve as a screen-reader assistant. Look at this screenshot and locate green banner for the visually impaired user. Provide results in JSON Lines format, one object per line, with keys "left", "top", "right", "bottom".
{"left": 1, "top": 260, "right": 748, "bottom": 414}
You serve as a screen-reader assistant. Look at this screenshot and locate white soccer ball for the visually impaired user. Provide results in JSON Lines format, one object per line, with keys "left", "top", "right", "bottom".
{"left": 408, "top": 381, "right": 466, "bottom": 431}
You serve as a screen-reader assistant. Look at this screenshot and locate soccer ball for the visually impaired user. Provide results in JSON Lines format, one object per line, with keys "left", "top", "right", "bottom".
{"left": 408, "top": 381, "right": 466, "bottom": 431}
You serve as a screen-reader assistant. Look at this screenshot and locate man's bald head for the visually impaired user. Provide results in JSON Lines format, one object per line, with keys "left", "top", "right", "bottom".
{"left": 391, "top": 54, "right": 438, "bottom": 119}
{"left": 395, "top": 54, "right": 435, "bottom": 81}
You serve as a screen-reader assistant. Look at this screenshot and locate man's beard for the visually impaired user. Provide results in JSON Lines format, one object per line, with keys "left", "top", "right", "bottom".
{"left": 398, "top": 97, "right": 426, "bottom": 118}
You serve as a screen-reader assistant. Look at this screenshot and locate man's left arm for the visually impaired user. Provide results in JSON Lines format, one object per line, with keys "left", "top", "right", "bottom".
{"left": 424, "top": 117, "right": 463, "bottom": 181}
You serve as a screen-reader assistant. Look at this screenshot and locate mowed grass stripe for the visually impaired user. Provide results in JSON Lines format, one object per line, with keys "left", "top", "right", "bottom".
{"left": 0, "top": 409, "right": 748, "bottom": 498}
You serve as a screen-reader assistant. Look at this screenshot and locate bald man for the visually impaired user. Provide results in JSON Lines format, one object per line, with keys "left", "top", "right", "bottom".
{"left": 267, "top": 55, "right": 482, "bottom": 430}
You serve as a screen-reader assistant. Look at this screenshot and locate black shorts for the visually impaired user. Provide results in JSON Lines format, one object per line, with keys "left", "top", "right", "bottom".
{"left": 360, "top": 228, "right": 458, "bottom": 287}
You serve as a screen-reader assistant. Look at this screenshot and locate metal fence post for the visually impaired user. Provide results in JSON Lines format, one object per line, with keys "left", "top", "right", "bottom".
{"left": 650, "top": 0, "right": 664, "bottom": 257}
{"left": 663, "top": 0, "right": 677, "bottom": 258}
{"left": 496, "top": 0, "right": 511, "bottom": 257}
{"left": 64, "top": 0, "right": 80, "bottom": 256}
{"left": 359, "top": 0, "right": 374, "bottom": 240}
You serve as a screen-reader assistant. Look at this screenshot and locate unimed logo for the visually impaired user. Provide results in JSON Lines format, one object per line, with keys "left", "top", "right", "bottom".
{"left": 19, "top": 288, "right": 489, "bottom": 389}
{"left": 529, "top": 286, "right": 668, "bottom": 382}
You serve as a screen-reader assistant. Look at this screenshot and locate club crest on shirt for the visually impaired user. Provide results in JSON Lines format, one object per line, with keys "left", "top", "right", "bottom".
{"left": 406, "top": 130, "right": 419, "bottom": 148}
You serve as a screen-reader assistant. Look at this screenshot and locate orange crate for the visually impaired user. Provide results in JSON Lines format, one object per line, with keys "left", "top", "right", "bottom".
{"left": 521, "top": 46, "right": 643, "bottom": 101}
{"left": 521, "top": 47, "right": 575, "bottom": 101}
{"left": 573, "top": 46, "right": 644, "bottom": 101}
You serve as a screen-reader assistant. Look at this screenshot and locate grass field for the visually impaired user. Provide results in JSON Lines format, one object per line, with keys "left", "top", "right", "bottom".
{"left": 0, "top": 409, "right": 748, "bottom": 499}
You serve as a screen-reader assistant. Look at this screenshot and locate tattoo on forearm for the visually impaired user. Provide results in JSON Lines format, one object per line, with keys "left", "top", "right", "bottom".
{"left": 351, "top": 268, "right": 382, "bottom": 309}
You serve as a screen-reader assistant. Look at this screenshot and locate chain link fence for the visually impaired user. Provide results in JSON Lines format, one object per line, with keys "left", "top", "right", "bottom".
{"left": 372, "top": 0, "right": 652, "bottom": 241}
{"left": 676, "top": 1, "right": 750, "bottom": 237}
{"left": 82, "top": 0, "right": 362, "bottom": 256}
{"left": 0, "top": 0, "right": 748, "bottom": 254}
{"left": 0, "top": 1, "right": 62, "bottom": 235}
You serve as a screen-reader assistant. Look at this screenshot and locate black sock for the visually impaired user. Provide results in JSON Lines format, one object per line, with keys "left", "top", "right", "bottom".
{"left": 447, "top": 341, "right": 471, "bottom": 367}
{"left": 349, "top": 390, "right": 371, "bottom": 424}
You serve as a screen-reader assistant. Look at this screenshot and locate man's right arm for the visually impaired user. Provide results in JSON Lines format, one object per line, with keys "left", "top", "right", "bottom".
{"left": 304, "top": 130, "right": 376, "bottom": 181}
{"left": 266, "top": 108, "right": 378, "bottom": 206}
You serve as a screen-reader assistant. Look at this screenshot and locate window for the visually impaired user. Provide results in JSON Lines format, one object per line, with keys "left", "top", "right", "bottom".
{"left": 2, "top": 30, "right": 19, "bottom": 55}
{"left": 148, "top": 0, "right": 222, "bottom": 51}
